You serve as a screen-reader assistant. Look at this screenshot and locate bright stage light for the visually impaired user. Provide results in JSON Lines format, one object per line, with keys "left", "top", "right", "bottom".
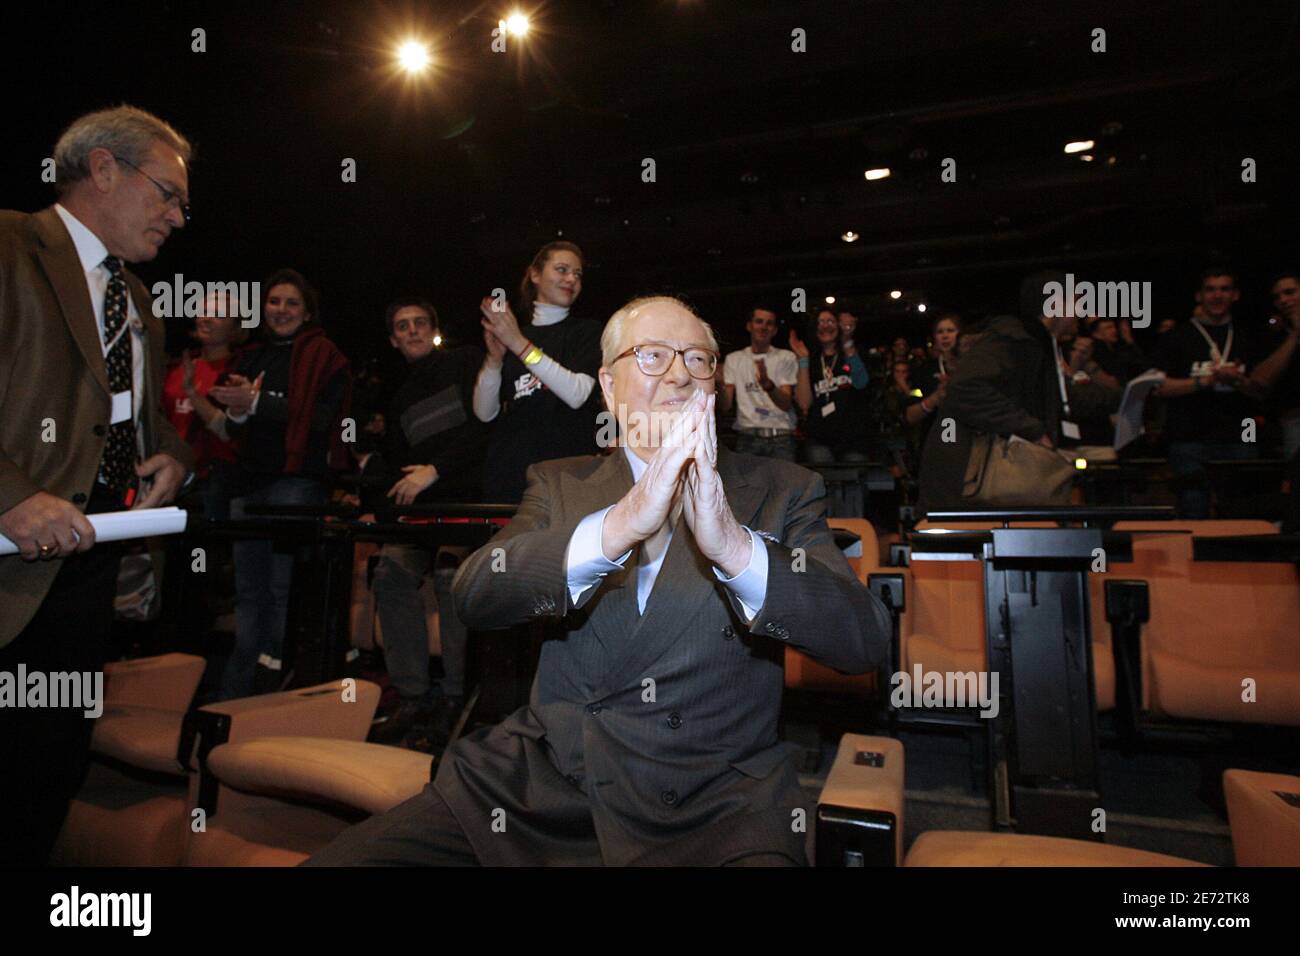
{"left": 841, "top": 231, "right": 859, "bottom": 242}
{"left": 505, "top": 13, "right": 530, "bottom": 36}
{"left": 1064, "top": 140, "right": 1095, "bottom": 154}
{"left": 863, "top": 168, "right": 891, "bottom": 181}
{"left": 917, "top": 303, "right": 927, "bottom": 313}
{"left": 433, "top": 334, "right": 443, "bottom": 347}
{"left": 825, "top": 296, "right": 836, "bottom": 304}
{"left": 889, "top": 290, "right": 902, "bottom": 300}
{"left": 397, "top": 39, "right": 431, "bottom": 73}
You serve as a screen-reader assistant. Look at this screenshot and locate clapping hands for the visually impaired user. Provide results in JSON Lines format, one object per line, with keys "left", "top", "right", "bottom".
{"left": 601, "top": 390, "right": 750, "bottom": 576}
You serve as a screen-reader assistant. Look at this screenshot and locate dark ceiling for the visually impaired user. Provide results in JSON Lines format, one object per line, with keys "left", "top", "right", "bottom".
{"left": 4, "top": 0, "right": 1298, "bottom": 361}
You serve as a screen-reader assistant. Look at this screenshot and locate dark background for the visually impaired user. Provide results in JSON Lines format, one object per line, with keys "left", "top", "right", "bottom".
{"left": 4, "top": 0, "right": 1297, "bottom": 372}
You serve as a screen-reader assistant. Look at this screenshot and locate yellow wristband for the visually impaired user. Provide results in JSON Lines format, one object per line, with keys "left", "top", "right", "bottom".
{"left": 522, "top": 345, "right": 545, "bottom": 366}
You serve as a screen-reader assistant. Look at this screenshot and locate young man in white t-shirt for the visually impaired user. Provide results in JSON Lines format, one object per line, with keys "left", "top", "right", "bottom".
{"left": 719, "top": 307, "right": 798, "bottom": 460}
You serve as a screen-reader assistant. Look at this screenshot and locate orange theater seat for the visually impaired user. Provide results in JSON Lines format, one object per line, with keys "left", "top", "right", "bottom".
{"left": 182, "top": 737, "right": 434, "bottom": 866}
{"left": 1223, "top": 769, "right": 1300, "bottom": 866}
{"left": 904, "top": 831, "right": 1206, "bottom": 867}
{"left": 901, "top": 521, "right": 1119, "bottom": 708}
{"left": 1095, "top": 521, "right": 1298, "bottom": 726}
{"left": 52, "top": 653, "right": 206, "bottom": 867}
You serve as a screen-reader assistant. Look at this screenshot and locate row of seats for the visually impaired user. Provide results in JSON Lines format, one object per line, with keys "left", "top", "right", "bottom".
{"left": 820, "top": 734, "right": 1300, "bottom": 867}
{"left": 52, "top": 653, "right": 428, "bottom": 866}
{"left": 57, "top": 680, "right": 1300, "bottom": 865}
{"left": 785, "top": 518, "right": 1300, "bottom": 728}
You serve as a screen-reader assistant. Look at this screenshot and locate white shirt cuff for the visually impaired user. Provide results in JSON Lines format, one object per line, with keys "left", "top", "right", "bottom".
{"left": 566, "top": 506, "right": 632, "bottom": 606}
{"left": 225, "top": 390, "right": 260, "bottom": 424}
{"left": 712, "top": 527, "right": 768, "bottom": 622}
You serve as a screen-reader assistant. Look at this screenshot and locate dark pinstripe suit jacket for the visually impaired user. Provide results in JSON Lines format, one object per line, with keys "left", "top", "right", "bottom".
{"left": 445, "top": 447, "right": 890, "bottom": 865}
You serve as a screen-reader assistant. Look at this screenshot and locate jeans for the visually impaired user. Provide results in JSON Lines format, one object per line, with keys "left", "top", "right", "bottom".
{"left": 221, "top": 475, "right": 327, "bottom": 699}
{"left": 372, "top": 544, "right": 468, "bottom": 702}
{"left": 735, "top": 432, "right": 796, "bottom": 461}
{"left": 1166, "top": 441, "right": 1258, "bottom": 519}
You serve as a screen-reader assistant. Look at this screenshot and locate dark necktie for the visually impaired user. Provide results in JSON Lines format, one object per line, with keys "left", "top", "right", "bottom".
{"left": 98, "top": 255, "right": 137, "bottom": 492}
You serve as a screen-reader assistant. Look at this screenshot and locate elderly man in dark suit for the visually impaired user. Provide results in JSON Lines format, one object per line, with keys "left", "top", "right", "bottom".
{"left": 307, "top": 295, "right": 890, "bottom": 866}
{"left": 0, "top": 106, "right": 195, "bottom": 864}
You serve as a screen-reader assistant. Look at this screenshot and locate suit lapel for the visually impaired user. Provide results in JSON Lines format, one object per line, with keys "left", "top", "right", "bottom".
{"left": 600, "top": 446, "right": 770, "bottom": 693}
{"left": 561, "top": 451, "right": 638, "bottom": 654}
{"left": 33, "top": 208, "right": 110, "bottom": 398}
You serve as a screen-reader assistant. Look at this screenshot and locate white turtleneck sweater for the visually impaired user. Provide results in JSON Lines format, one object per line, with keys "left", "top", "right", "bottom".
{"left": 473, "top": 303, "right": 597, "bottom": 422}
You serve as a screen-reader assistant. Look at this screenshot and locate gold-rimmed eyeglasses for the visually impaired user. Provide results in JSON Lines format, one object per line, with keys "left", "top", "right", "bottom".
{"left": 612, "top": 344, "right": 718, "bottom": 379}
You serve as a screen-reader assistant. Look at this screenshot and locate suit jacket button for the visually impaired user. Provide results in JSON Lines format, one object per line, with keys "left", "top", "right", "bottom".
{"left": 93, "top": 424, "right": 106, "bottom": 437}
{"left": 721, "top": 625, "right": 735, "bottom": 640}
{"left": 72, "top": 493, "right": 87, "bottom": 505}
{"left": 661, "top": 789, "right": 678, "bottom": 806}
{"left": 586, "top": 702, "right": 602, "bottom": 716}
{"left": 667, "top": 713, "right": 682, "bottom": 729}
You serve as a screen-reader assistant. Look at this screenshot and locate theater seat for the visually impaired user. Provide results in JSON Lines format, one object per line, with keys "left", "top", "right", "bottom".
{"left": 784, "top": 518, "right": 880, "bottom": 694}
{"left": 51, "top": 653, "right": 206, "bottom": 866}
{"left": 903, "top": 831, "right": 1206, "bottom": 867}
{"left": 901, "top": 522, "right": 1118, "bottom": 709}
{"left": 183, "top": 737, "right": 434, "bottom": 866}
{"left": 53, "top": 674, "right": 382, "bottom": 866}
{"left": 1097, "top": 521, "right": 1298, "bottom": 726}
{"left": 1223, "top": 769, "right": 1300, "bottom": 866}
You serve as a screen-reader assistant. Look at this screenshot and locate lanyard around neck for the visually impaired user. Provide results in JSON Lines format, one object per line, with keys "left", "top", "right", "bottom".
{"left": 1190, "top": 318, "right": 1233, "bottom": 364}
{"left": 1051, "top": 339, "right": 1072, "bottom": 418}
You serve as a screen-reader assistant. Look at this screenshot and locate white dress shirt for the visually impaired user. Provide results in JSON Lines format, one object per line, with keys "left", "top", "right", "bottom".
{"left": 564, "top": 446, "right": 769, "bottom": 620}
{"left": 54, "top": 204, "right": 146, "bottom": 451}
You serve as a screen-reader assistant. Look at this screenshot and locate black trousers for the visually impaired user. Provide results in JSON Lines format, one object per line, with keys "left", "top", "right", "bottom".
{"left": 0, "top": 484, "right": 123, "bottom": 865}
{"left": 301, "top": 783, "right": 800, "bottom": 867}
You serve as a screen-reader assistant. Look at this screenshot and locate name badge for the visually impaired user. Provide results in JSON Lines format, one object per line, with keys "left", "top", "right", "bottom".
{"left": 111, "top": 390, "right": 133, "bottom": 425}
{"left": 820, "top": 401, "right": 836, "bottom": 417}
{"left": 1061, "top": 420, "right": 1081, "bottom": 440}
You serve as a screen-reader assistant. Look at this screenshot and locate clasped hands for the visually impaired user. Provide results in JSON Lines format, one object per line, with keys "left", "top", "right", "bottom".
{"left": 600, "top": 390, "right": 752, "bottom": 578}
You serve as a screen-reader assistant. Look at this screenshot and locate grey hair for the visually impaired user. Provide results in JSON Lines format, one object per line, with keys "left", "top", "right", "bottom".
{"left": 600, "top": 295, "right": 719, "bottom": 367}
{"left": 53, "top": 105, "right": 193, "bottom": 197}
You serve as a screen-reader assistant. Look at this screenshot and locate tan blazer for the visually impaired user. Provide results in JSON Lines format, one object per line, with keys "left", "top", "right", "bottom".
{"left": 0, "top": 206, "right": 195, "bottom": 646}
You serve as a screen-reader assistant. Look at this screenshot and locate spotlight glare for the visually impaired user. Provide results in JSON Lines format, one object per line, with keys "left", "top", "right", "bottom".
{"left": 841, "top": 230, "right": 859, "bottom": 243}
{"left": 433, "top": 334, "right": 443, "bottom": 347}
{"left": 889, "top": 290, "right": 903, "bottom": 300}
{"left": 1079, "top": 154, "right": 1095, "bottom": 162}
{"left": 863, "top": 168, "right": 891, "bottom": 181}
{"left": 505, "top": 13, "right": 530, "bottom": 37}
{"left": 1064, "top": 140, "right": 1095, "bottom": 154}
{"left": 397, "top": 39, "right": 431, "bottom": 73}
{"left": 917, "top": 303, "right": 927, "bottom": 313}
{"left": 825, "top": 296, "right": 836, "bottom": 305}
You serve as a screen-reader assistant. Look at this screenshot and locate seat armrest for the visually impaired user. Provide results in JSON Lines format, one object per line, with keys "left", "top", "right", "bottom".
{"left": 104, "top": 653, "right": 206, "bottom": 712}
{"left": 205, "top": 736, "right": 433, "bottom": 817}
{"left": 816, "top": 734, "right": 905, "bottom": 866}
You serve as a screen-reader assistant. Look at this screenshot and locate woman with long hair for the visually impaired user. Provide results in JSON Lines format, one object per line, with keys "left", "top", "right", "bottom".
{"left": 208, "top": 268, "right": 351, "bottom": 698}
{"left": 473, "top": 241, "right": 603, "bottom": 502}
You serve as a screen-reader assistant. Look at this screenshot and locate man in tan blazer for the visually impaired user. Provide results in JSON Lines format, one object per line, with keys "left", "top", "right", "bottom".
{"left": 0, "top": 105, "right": 196, "bottom": 864}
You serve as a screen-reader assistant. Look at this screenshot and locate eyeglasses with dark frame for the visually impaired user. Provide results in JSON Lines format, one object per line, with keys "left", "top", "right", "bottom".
{"left": 612, "top": 343, "right": 719, "bottom": 379}
{"left": 112, "top": 154, "right": 191, "bottom": 223}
